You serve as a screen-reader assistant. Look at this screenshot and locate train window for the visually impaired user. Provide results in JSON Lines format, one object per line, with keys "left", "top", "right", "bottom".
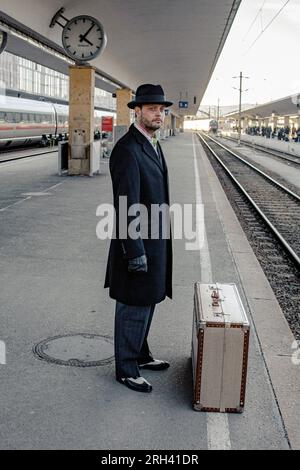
{"left": 6, "top": 113, "right": 14, "bottom": 123}
{"left": 29, "top": 114, "right": 35, "bottom": 123}
{"left": 14, "top": 113, "right": 21, "bottom": 123}
{"left": 0, "top": 112, "right": 5, "bottom": 121}
{"left": 35, "top": 114, "right": 41, "bottom": 123}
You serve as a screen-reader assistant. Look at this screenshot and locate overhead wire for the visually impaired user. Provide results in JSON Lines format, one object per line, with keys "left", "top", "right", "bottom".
{"left": 242, "top": 0, "right": 266, "bottom": 42}
{"left": 244, "top": 0, "right": 291, "bottom": 55}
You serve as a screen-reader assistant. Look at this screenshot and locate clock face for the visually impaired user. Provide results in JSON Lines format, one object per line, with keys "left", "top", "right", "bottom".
{"left": 62, "top": 16, "right": 106, "bottom": 62}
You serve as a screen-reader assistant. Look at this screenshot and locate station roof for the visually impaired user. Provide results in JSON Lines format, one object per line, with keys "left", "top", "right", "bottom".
{"left": 226, "top": 94, "right": 300, "bottom": 120}
{"left": 0, "top": 0, "right": 241, "bottom": 115}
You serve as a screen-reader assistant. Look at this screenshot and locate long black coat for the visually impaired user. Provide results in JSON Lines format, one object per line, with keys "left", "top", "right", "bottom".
{"left": 104, "top": 124, "right": 173, "bottom": 306}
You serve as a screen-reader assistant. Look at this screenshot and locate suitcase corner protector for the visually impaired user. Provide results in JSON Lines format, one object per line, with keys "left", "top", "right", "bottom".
{"left": 193, "top": 402, "right": 203, "bottom": 412}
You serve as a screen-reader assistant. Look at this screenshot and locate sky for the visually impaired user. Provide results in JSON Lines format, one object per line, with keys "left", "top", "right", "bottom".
{"left": 201, "top": 0, "right": 300, "bottom": 107}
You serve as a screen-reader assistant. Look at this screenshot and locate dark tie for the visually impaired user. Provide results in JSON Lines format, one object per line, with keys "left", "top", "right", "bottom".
{"left": 156, "top": 143, "right": 163, "bottom": 167}
{"left": 151, "top": 136, "right": 161, "bottom": 165}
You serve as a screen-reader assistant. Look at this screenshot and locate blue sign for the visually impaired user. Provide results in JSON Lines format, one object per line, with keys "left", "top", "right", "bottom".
{"left": 179, "top": 101, "right": 188, "bottom": 109}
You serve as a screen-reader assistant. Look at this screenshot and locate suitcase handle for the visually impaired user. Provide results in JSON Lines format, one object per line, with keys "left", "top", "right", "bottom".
{"left": 211, "top": 290, "right": 220, "bottom": 307}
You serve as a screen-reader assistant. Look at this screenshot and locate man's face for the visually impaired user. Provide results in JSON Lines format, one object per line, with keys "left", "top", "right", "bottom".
{"left": 135, "top": 104, "right": 166, "bottom": 132}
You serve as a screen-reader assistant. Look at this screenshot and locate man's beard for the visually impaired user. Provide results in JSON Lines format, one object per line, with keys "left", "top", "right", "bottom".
{"left": 141, "top": 116, "right": 162, "bottom": 132}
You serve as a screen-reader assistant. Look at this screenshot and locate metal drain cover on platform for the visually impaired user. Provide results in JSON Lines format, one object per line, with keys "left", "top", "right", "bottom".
{"left": 33, "top": 333, "right": 114, "bottom": 367}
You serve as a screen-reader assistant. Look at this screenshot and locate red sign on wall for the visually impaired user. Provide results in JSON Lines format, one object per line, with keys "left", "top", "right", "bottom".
{"left": 102, "top": 116, "right": 113, "bottom": 132}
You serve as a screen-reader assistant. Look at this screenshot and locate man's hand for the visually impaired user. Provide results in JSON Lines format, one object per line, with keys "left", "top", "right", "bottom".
{"left": 128, "top": 254, "right": 148, "bottom": 273}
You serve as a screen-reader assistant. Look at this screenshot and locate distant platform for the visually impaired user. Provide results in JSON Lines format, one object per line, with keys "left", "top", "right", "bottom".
{"left": 228, "top": 131, "right": 300, "bottom": 158}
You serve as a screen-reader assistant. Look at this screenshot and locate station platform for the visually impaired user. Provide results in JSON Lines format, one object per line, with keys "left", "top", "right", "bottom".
{"left": 0, "top": 131, "right": 299, "bottom": 450}
{"left": 228, "top": 132, "right": 300, "bottom": 158}
{"left": 218, "top": 135, "right": 300, "bottom": 191}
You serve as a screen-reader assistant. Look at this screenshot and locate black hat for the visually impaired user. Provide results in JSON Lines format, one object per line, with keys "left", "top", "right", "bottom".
{"left": 127, "top": 84, "right": 173, "bottom": 109}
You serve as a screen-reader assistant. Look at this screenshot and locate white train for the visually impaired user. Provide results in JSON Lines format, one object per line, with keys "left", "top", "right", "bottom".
{"left": 0, "top": 95, "right": 115, "bottom": 149}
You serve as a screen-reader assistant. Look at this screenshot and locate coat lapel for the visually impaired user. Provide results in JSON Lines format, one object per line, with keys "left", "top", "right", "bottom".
{"left": 157, "top": 141, "right": 170, "bottom": 205}
{"left": 142, "top": 141, "right": 164, "bottom": 173}
{"left": 157, "top": 141, "right": 168, "bottom": 174}
{"left": 130, "top": 124, "right": 164, "bottom": 174}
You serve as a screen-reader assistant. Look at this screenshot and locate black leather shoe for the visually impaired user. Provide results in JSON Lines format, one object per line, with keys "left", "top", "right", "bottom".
{"left": 138, "top": 359, "right": 170, "bottom": 371}
{"left": 117, "top": 376, "right": 152, "bottom": 393}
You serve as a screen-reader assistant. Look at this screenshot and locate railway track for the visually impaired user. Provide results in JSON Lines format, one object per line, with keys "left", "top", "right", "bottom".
{"left": 197, "top": 131, "right": 300, "bottom": 339}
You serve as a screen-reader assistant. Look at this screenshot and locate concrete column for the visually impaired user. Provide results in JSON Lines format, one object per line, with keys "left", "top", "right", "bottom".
{"left": 172, "top": 116, "right": 184, "bottom": 133}
{"left": 271, "top": 114, "right": 278, "bottom": 131}
{"left": 164, "top": 114, "right": 171, "bottom": 137}
{"left": 115, "top": 88, "right": 132, "bottom": 141}
{"left": 235, "top": 118, "right": 239, "bottom": 132}
{"left": 179, "top": 117, "right": 184, "bottom": 132}
{"left": 116, "top": 88, "right": 132, "bottom": 127}
{"left": 68, "top": 65, "right": 95, "bottom": 176}
{"left": 171, "top": 114, "right": 176, "bottom": 135}
{"left": 284, "top": 116, "right": 290, "bottom": 127}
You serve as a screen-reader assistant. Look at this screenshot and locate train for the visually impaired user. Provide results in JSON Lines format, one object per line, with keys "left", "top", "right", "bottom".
{"left": 209, "top": 119, "right": 218, "bottom": 134}
{"left": 0, "top": 95, "right": 115, "bottom": 149}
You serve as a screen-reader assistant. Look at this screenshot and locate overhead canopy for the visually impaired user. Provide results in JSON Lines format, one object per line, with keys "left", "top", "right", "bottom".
{"left": 0, "top": 0, "right": 242, "bottom": 114}
{"left": 226, "top": 94, "right": 300, "bottom": 120}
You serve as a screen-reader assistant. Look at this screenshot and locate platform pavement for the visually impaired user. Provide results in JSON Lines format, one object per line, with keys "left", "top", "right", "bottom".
{"left": 215, "top": 135, "right": 300, "bottom": 191}
{"left": 0, "top": 131, "right": 297, "bottom": 450}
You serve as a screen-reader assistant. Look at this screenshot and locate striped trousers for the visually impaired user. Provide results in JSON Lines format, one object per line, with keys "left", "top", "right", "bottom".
{"left": 114, "top": 302, "right": 156, "bottom": 379}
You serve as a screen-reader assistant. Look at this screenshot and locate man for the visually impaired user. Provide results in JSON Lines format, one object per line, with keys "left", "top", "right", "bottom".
{"left": 104, "top": 84, "right": 173, "bottom": 393}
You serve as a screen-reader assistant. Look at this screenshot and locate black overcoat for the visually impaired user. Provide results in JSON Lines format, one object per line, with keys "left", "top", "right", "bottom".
{"left": 104, "top": 124, "right": 173, "bottom": 306}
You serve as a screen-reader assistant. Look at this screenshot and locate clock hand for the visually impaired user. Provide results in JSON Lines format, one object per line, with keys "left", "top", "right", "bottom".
{"left": 79, "top": 36, "right": 93, "bottom": 46}
{"left": 79, "top": 23, "right": 95, "bottom": 42}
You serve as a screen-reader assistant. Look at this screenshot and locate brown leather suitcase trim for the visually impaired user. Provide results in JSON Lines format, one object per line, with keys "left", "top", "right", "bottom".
{"left": 239, "top": 329, "right": 250, "bottom": 408}
{"left": 205, "top": 323, "right": 246, "bottom": 329}
{"left": 196, "top": 407, "right": 243, "bottom": 413}
{"left": 194, "top": 328, "right": 204, "bottom": 404}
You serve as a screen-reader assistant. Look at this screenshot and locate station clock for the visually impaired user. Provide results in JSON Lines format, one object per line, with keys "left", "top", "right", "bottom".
{"left": 62, "top": 15, "right": 106, "bottom": 62}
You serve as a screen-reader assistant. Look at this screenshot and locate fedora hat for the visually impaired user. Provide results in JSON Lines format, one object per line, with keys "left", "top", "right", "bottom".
{"left": 127, "top": 84, "right": 173, "bottom": 109}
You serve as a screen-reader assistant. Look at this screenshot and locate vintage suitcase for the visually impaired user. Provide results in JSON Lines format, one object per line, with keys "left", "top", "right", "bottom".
{"left": 192, "top": 282, "right": 250, "bottom": 413}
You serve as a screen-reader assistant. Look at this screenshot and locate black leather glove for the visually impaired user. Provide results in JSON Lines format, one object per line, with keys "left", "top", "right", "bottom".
{"left": 128, "top": 254, "right": 148, "bottom": 273}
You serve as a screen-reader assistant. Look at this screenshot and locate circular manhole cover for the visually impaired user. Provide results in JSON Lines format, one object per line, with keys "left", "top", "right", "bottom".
{"left": 33, "top": 333, "right": 114, "bottom": 367}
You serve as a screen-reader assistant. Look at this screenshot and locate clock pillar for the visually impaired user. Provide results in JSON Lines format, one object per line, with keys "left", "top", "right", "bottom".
{"left": 115, "top": 88, "right": 132, "bottom": 141}
{"left": 68, "top": 65, "right": 95, "bottom": 176}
